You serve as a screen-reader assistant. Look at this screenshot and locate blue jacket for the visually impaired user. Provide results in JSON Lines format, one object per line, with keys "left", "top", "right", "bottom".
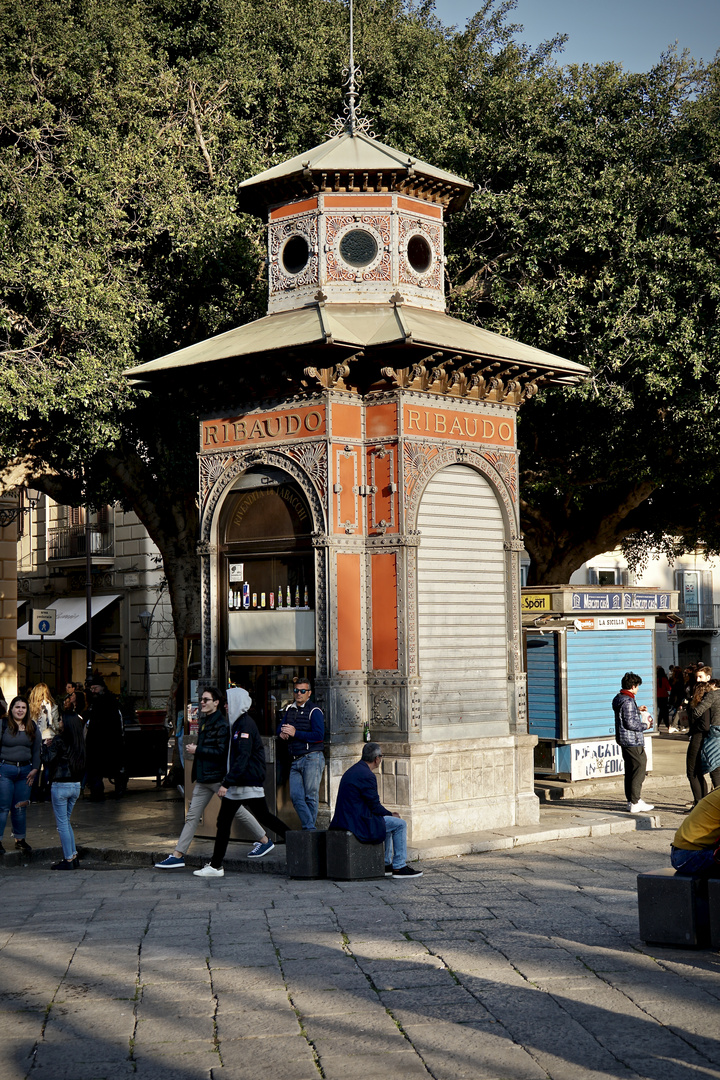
{"left": 613, "top": 691, "right": 645, "bottom": 748}
{"left": 277, "top": 700, "right": 324, "bottom": 758}
{"left": 701, "top": 725, "right": 720, "bottom": 774}
{"left": 330, "top": 759, "right": 390, "bottom": 843}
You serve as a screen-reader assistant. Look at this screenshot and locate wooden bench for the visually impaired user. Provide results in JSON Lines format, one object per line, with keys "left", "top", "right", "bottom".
{"left": 326, "top": 830, "right": 385, "bottom": 881}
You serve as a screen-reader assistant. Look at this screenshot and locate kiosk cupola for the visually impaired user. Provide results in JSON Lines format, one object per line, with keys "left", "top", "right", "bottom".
{"left": 239, "top": 132, "right": 473, "bottom": 316}
{"left": 238, "top": 4, "right": 473, "bottom": 318}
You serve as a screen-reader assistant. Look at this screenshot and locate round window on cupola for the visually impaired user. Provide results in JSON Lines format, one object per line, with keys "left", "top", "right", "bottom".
{"left": 339, "top": 229, "right": 378, "bottom": 268}
{"left": 406, "top": 233, "right": 433, "bottom": 275}
{"left": 281, "top": 234, "right": 310, "bottom": 275}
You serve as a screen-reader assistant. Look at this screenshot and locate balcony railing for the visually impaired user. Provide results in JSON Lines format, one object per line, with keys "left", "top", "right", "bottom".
{"left": 678, "top": 603, "right": 720, "bottom": 629}
{"left": 48, "top": 524, "right": 113, "bottom": 561}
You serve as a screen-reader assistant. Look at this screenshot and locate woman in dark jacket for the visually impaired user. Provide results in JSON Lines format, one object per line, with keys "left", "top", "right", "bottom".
{"left": 42, "top": 713, "right": 86, "bottom": 869}
{"left": 194, "top": 688, "right": 288, "bottom": 877}
{"left": 0, "top": 696, "right": 41, "bottom": 854}
{"left": 687, "top": 667, "right": 715, "bottom": 804}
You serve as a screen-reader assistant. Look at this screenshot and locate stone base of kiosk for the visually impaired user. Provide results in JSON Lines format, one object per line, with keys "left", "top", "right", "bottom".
{"left": 326, "top": 734, "right": 539, "bottom": 843}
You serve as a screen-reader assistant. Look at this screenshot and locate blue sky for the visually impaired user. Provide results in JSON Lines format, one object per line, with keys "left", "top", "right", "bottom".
{"left": 433, "top": 0, "right": 720, "bottom": 70}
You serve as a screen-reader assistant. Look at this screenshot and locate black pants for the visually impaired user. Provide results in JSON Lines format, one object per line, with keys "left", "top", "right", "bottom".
{"left": 621, "top": 745, "right": 647, "bottom": 804}
{"left": 687, "top": 733, "right": 708, "bottom": 805}
{"left": 211, "top": 796, "right": 287, "bottom": 869}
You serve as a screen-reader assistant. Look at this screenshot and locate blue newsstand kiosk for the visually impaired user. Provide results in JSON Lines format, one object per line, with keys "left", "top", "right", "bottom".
{"left": 523, "top": 586, "right": 680, "bottom": 781}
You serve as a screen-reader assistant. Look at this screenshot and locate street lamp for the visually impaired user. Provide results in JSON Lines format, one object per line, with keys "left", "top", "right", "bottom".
{"left": 139, "top": 610, "right": 153, "bottom": 708}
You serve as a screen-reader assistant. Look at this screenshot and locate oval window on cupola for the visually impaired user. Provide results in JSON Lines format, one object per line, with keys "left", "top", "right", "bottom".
{"left": 281, "top": 234, "right": 310, "bottom": 275}
{"left": 407, "top": 234, "right": 433, "bottom": 274}
{"left": 339, "top": 229, "right": 378, "bottom": 268}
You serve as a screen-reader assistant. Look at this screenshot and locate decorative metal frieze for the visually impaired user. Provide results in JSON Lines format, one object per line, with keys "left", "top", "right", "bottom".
{"left": 403, "top": 442, "right": 440, "bottom": 504}
{"left": 371, "top": 690, "right": 401, "bottom": 729}
{"left": 69, "top": 571, "right": 115, "bottom": 590}
{"left": 483, "top": 450, "right": 518, "bottom": 503}
{"left": 286, "top": 442, "right": 328, "bottom": 504}
{"left": 303, "top": 354, "right": 361, "bottom": 392}
{"left": 398, "top": 215, "right": 443, "bottom": 291}
{"left": 380, "top": 358, "right": 547, "bottom": 404}
{"left": 325, "top": 214, "right": 391, "bottom": 283}
{"left": 200, "top": 451, "right": 236, "bottom": 512}
{"left": 269, "top": 214, "right": 319, "bottom": 293}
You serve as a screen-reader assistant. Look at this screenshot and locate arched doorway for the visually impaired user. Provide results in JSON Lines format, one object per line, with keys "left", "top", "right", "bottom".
{"left": 218, "top": 466, "right": 316, "bottom": 739}
{"left": 416, "top": 464, "right": 509, "bottom": 733}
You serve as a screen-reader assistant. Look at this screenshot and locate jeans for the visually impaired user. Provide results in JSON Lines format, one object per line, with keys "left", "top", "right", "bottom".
{"left": 384, "top": 816, "right": 407, "bottom": 869}
{"left": 0, "top": 762, "right": 32, "bottom": 841}
{"left": 51, "top": 782, "right": 81, "bottom": 859}
{"left": 176, "top": 781, "right": 265, "bottom": 854}
{"left": 289, "top": 751, "right": 325, "bottom": 829}
{"left": 671, "top": 844, "right": 720, "bottom": 877}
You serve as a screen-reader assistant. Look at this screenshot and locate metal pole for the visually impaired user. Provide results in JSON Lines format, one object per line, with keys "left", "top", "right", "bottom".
{"left": 85, "top": 505, "right": 93, "bottom": 685}
{"left": 40, "top": 633, "right": 45, "bottom": 683}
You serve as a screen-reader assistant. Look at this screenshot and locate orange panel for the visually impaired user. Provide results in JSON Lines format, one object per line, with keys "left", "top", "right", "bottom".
{"left": 337, "top": 553, "right": 362, "bottom": 671}
{"left": 371, "top": 554, "right": 398, "bottom": 670}
{"left": 402, "top": 404, "right": 515, "bottom": 447}
{"left": 398, "top": 196, "right": 442, "bottom": 219}
{"left": 331, "top": 402, "right": 362, "bottom": 439}
{"left": 269, "top": 197, "right": 318, "bottom": 219}
{"left": 202, "top": 404, "right": 326, "bottom": 449}
{"left": 324, "top": 194, "right": 392, "bottom": 208}
{"left": 366, "top": 402, "right": 397, "bottom": 438}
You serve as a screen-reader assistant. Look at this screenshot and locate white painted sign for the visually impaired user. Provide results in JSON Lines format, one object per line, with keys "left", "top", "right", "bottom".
{"left": 574, "top": 617, "right": 647, "bottom": 631}
{"left": 571, "top": 736, "right": 654, "bottom": 781}
{"left": 229, "top": 562, "right": 244, "bottom": 582}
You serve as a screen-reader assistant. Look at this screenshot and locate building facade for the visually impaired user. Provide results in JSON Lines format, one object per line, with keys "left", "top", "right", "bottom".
{"left": 16, "top": 494, "right": 174, "bottom": 709}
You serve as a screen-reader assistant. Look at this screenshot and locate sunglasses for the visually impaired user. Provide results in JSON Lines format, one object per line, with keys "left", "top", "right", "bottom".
{"left": 293, "top": 688, "right": 310, "bottom": 694}
{"left": 200, "top": 696, "right": 215, "bottom": 703}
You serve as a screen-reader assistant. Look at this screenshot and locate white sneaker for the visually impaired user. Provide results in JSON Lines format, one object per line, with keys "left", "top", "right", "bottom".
{"left": 628, "top": 800, "right": 655, "bottom": 813}
{"left": 668, "top": 727, "right": 679, "bottom": 733}
{"left": 193, "top": 864, "right": 224, "bottom": 877}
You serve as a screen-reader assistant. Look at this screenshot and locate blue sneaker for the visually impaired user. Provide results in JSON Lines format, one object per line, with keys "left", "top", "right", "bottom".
{"left": 155, "top": 855, "right": 185, "bottom": 868}
{"left": 247, "top": 840, "right": 275, "bottom": 859}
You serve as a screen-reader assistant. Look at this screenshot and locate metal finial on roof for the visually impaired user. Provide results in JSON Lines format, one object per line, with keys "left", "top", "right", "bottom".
{"left": 328, "top": 0, "right": 375, "bottom": 138}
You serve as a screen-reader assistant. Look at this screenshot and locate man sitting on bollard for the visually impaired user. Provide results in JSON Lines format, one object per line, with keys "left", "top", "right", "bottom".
{"left": 330, "top": 741, "right": 422, "bottom": 880}
{"left": 670, "top": 786, "right": 720, "bottom": 877}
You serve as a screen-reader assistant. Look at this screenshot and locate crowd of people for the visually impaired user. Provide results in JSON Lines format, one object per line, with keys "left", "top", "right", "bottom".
{"left": 0, "top": 675, "right": 125, "bottom": 867}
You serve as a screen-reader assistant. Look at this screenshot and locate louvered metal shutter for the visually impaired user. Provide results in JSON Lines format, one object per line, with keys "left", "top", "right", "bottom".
{"left": 417, "top": 465, "right": 508, "bottom": 730}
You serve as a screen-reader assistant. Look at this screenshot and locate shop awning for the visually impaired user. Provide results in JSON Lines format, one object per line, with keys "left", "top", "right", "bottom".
{"left": 17, "top": 595, "right": 121, "bottom": 643}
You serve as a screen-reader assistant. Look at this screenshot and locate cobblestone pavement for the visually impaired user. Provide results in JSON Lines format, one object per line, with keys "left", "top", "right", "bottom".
{"left": 2, "top": 781, "right": 719, "bottom": 1080}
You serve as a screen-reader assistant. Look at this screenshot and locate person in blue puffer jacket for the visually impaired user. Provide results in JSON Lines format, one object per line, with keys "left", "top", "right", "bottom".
{"left": 613, "top": 672, "right": 654, "bottom": 814}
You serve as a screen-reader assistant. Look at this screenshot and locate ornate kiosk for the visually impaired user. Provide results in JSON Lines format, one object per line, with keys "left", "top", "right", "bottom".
{"left": 128, "top": 127, "right": 587, "bottom": 840}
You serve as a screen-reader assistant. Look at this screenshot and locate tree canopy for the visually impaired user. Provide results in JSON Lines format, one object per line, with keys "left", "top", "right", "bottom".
{"left": 1, "top": 0, "right": 719, "bottom": 671}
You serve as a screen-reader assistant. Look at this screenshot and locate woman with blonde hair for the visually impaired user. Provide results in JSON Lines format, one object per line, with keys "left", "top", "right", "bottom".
{"left": 28, "top": 683, "right": 59, "bottom": 740}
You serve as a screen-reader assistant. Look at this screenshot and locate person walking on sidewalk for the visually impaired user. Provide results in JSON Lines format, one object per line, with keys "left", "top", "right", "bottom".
{"left": 0, "top": 696, "right": 40, "bottom": 855}
{"left": 613, "top": 672, "right": 654, "bottom": 814}
{"left": 155, "top": 687, "right": 264, "bottom": 869}
{"left": 194, "top": 688, "right": 288, "bottom": 878}
{"left": 330, "top": 742, "right": 422, "bottom": 879}
{"left": 687, "top": 665, "right": 714, "bottom": 805}
{"left": 42, "top": 714, "right": 86, "bottom": 870}
{"left": 277, "top": 680, "right": 325, "bottom": 829}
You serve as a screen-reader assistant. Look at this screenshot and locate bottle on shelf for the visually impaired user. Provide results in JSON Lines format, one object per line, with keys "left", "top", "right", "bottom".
{"left": 270, "top": 592, "right": 275, "bottom": 609}
{"left": 286, "top": 586, "right": 291, "bottom": 608}
{"left": 303, "top": 586, "right": 309, "bottom": 608}
{"left": 362, "top": 721, "right": 370, "bottom": 742}
{"left": 228, "top": 587, "right": 234, "bottom": 609}
{"left": 261, "top": 592, "right": 266, "bottom": 608}
{"left": 294, "top": 585, "right": 300, "bottom": 608}
{"left": 277, "top": 589, "right": 283, "bottom": 609}
{"left": 243, "top": 583, "right": 250, "bottom": 609}
{"left": 252, "top": 593, "right": 258, "bottom": 608}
